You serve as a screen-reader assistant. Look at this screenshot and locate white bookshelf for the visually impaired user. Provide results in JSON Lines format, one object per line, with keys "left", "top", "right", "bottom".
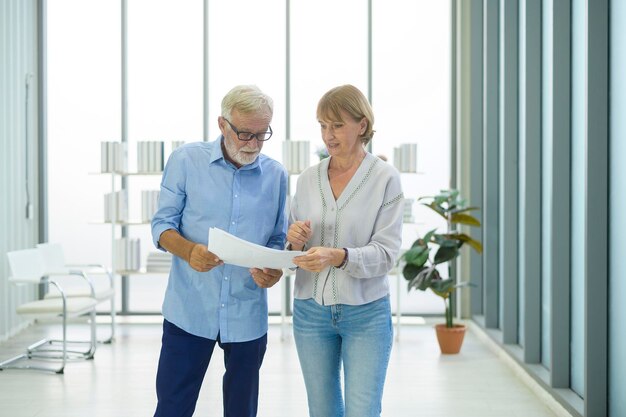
{"left": 95, "top": 141, "right": 178, "bottom": 282}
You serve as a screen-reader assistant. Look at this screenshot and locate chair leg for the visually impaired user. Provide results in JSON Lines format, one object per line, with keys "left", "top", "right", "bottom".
{"left": 27, "top": 312, "right": 97, "bottom": 360}
{"left": 87, "top": 309, "right": 96, "bottom": 358}
{"left": 98, "top": 299, "right": 116, "bottom": 344}
{"left": 0, "top": 352, "right": 64, "bottom": 374}
{"left": 109, "top": 297, "right": 116, "bottom": 342}
{"left": 0, "top": 309, "right": 97, "bottom": 373}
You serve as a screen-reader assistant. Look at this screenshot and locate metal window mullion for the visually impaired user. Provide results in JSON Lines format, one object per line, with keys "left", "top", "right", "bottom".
{"left": 482, "top": 0, "right": 499, "bottom": 328}
{"left": 518, "top": 0, "right": 541, "bottom": 364}
{"left": 609, "top": 2, "right": 626, "bottom": 416}
{"left": 284, "top": 0, "right": 292, "bottom": 318}
{"left": 548, "top": 0, "right": 571, "bottom": 389}
{"left": 465, "top": 0, "right": 484, "bottom": 320}
{"left": 120, "top": 0, "right": 129, "bottom": 314}
{"left": 38, "top": 0, "right": 47, "bottom": 243}
{"left": 450, "top": 0, "right": 457, "bottom": 192}
{"left": 584, "top": 0, "right": 609, "bottom": 414}
{"left": 203, "top": 0, "right": 209, "bottom": 142}
{"left": 498, "top": 0, "right": 519, "bottom": 344}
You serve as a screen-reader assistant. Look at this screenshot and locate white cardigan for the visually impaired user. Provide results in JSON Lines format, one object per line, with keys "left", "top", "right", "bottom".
{"left": 290, "top": 153, "right": 404, "bottom": 306}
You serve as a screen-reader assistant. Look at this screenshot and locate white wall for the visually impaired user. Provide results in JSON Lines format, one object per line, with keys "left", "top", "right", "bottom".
{"left": 0, "top": 0, "right": 40, "bottom": 341}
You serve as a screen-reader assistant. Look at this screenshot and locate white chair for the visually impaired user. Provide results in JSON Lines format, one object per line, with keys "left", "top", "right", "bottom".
{"left": 0, "top": 249, "right": 98, "bottom": 374}
{"left": 36, "top": 242, "right": 116, "bottom": 343}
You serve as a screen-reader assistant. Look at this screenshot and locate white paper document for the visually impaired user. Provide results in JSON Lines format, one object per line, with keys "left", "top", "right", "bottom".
{"left": 208, "top": 227, "right": 306, "bottom": 269}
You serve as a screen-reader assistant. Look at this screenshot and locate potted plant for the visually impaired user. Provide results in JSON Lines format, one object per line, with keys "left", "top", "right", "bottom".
{"left": 401, "top": 189, "right": 482, "bottom": 354}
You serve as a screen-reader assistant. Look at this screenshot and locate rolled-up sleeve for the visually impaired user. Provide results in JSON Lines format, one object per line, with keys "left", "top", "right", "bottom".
{"left": 151, "top": 150, "right": 187, "bottom": 250}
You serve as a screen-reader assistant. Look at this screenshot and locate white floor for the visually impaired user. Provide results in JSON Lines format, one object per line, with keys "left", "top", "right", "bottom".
{"left": 0, "top": 318, "right": 568, "bottom": 417}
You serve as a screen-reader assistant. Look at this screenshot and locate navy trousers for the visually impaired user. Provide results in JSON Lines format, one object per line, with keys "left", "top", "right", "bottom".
{"left": 154, "top": 319, "right": 267, "bottom": 417}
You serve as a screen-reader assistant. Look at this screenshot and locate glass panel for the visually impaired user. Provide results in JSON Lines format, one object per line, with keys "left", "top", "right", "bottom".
{"left": 48, "top": 0, "right": 452, "bottom": 317}
{"left": 48, "top": 0, "right": 121, "bottom": 278}
{"left": 372, "top": 0, "right": 451, "bottom": 314}
{"left": 125, "top": 0, "right": 204, "bottom": 313}
{"left": 290, "top": 0, "right": 367, "bottom": 156}
{"left": 207, "top": 0, "right": 286, "bottom": 164}
{"left": 128, "top": 0, "right": 204, "bottom": 149}
{"left": 208, "top": 0, "right": 285, "bottom": 313}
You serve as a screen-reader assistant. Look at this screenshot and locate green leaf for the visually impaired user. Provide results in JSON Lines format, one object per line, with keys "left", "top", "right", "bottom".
{"left": 421, "top": 202, "right": 447, "bottom": 220}
{"left": 433, "top": 246, "right": 459, "bottom": 264}
{"left": 402, "top": 245, "right": 429, "bottom": 267}
{"left": 430, "top": 278, "right": 455, "bottom": 298}
{"left": 433, "top": 235, "right": 459, "bottom": 248}
{"left": 414, "top": 267, "right": 436, "bottom": 290}
{"left": 422, "top": 228, "right": 437, "bottom": 244}
{"left": 403, "top": 263, "right": 424, "bottom": 281}
{"left": 439, "top": 233, "right": 483, "bottom": 253}
{"left": 455, "top": 233, "right": 483, "bottom": 253}
{"left": 451, "top": 206, "right": 480, "bottom": 215}
{"left": 450, "top": 213, "right": 481, "bottom": 226}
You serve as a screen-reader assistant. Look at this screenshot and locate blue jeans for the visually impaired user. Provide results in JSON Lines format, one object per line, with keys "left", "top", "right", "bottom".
{"left": 154, "top": 320, "right": 267, "bottom": 417}
{"left": 293, "top": 296, "right": 393, "bottom": 417}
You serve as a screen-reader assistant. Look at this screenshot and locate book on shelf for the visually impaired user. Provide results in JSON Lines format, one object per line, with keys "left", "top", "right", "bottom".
{"left": 393, "top": 143, "right": 418, "bottom": 173}
{"left": 104, "top": 190, "right": 128, "bottom": 223}
{"left": 282, "top": 140, "right": 310, "bottom": 174}
{"left": 146, "top": 251, "right": 172, "bottom": 273}
{"left": 141, "top": 190, "right": 160, "bottom": 222}
{"left": 403, "top": 198, "right": 415, "bottom": 223}
{"left": 137, "top": 141, "right": 164, "bottom": 173}
{"left": 115, "top": 237, "right": 141, "bottom": 272}
{"left": 100, "top": 141, "right": 128, "bottom": 173}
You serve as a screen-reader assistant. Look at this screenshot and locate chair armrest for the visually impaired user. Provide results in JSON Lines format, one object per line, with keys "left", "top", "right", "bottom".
{"left": 48, "top": 280, "right": 68, "bottom": 306}
{"left": 65, "top": 265, "right": 114, "bottom": 289}
{"left": 46, "top": 271, "right": 96, "bottom": 298}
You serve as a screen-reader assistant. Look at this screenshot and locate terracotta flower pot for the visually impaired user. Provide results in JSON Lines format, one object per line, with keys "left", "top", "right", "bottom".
{"left": 434, "top": 323, "right": 466, "bottom": 354}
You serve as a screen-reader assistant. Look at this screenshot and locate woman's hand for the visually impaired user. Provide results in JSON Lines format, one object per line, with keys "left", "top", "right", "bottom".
{"left": 250, "top": 268, "right": 283, "bottom": 288}
{"left": 293, "top": 247, "right": 345, "bottom": 272}
{"left": 287, "top": 220, "right": 312, "bottom": 251}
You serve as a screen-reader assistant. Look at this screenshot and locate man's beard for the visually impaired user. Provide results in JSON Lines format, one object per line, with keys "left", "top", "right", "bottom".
{"left": 223, "top": 137, "right": 260, "bottom": 166}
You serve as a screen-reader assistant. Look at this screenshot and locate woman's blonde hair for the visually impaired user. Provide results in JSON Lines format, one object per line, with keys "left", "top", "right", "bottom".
{"left": 316, "top": 84, "right": 375, "bottom": 145}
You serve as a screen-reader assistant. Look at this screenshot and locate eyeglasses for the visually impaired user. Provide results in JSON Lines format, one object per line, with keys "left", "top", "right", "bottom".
{"left": 223, "top": 118, "right": 273, "bottom": 141}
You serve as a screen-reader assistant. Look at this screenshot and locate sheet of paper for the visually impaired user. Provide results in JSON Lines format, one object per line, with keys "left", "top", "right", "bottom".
{"left": 207, "top": 227, "right": 306, "bottom": 269}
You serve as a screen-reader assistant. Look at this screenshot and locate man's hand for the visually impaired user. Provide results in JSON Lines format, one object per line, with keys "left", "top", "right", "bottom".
{"left": 189, "top": 244, "right": 223, "bottom": 272}
{"left": 287, "top": 220, "right": 312, "bottom": 251}
{"left": 293, "top": 247, "right": 345, "bottom": 273}
{"left": 250, "top": 268, "right": 283, "bottom": 288}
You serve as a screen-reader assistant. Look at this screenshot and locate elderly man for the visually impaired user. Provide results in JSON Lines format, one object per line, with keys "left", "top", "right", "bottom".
{"left": 151, "top": 85, "right": 287, "bottom": 417}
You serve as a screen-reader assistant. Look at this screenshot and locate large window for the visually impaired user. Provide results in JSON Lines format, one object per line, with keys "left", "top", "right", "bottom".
{"left": 48, "top": 0, "right": 452, "bottom": 315}
{"left": 372, "top": 0, "right": 451, "bottom": 314}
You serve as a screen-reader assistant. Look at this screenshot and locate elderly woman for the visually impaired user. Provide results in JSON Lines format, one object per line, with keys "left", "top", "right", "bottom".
{"left": 288, "top": 84, "right": 404, "bottom": 417}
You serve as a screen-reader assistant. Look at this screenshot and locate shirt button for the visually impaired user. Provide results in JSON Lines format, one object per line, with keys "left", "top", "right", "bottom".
{"left": 221, "top": 303, "right": 225, "bottom": 308}
{"left": 232, "top": 221, "right": 235, "bottom": 225}
{"left": 224, "top": 276, "right": 229, "bottom": 281}
{"left": 235, "top": 194, "right": 238, "bottom": 198}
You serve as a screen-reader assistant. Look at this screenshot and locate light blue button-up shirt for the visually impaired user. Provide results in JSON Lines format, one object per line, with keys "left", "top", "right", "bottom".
{"left": 151, "top": 138, "right": 288, "bottom": 342}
